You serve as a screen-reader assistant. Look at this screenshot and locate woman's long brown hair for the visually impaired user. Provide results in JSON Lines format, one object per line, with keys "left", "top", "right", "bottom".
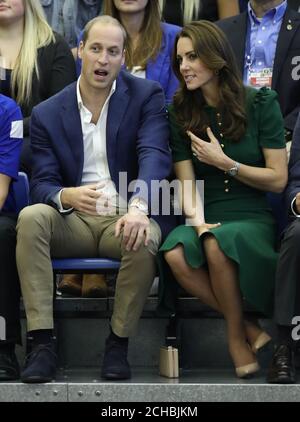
{"left": 172, "top": 20, "right": 247, "bottom": 142}
{"left": 102, "top": 0, "right": 163, "bottom": 70}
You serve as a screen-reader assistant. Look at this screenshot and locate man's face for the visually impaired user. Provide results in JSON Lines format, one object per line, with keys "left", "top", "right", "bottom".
{"left": 78, "top": 22, "right": 125, "bottom": 94}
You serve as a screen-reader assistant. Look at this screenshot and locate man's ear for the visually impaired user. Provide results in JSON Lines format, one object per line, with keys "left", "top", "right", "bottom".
{"left": 121, "top": 49, "right": 126, "bottom": 66}
{"left": 78, "top": 41, "right": 84, "bottom": 60}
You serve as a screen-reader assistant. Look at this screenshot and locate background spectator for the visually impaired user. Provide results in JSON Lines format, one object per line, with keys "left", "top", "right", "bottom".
{"left": 0, "top": 95, "right": 23, "bottom": 381}
{"left": 40, "top": 0, "right": 103, "bottom": 54}
{"left": 217, "top": 0, "right": 300, "bottom": 146}
{"left": 0, "top": 0, "right": 76, "bottom": 174}
{"left": 160, "top": 0, "right": 240, "bottom": 26}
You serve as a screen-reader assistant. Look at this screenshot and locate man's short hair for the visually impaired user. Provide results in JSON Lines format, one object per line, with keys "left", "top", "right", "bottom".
{"left": 81, "top": 15, "right": 127, "bottom": 48}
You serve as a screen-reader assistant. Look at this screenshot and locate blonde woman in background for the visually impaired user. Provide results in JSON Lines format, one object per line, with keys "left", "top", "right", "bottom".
{"left": 0, "top": 0, "right": 76, "bottom": 173}
{"left": 160, "top": 0, "right": 240, "bottom": 26}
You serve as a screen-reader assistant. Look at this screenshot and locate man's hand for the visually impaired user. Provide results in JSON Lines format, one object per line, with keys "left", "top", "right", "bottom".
{"left": 61, "top": 184, "right": 102, "bottom": 215}
{"left": 295, "top": 192, "right": 300, "bottom": 214}
{"left": 115, "top": 207, "right": 150, "bottom": 252}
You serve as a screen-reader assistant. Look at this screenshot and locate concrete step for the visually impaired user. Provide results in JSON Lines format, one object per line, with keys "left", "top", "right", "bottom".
{"left": 0, "top": 368, "right": 299, "bottom": 402}
{"left": 7, "top": 296, "right": 300, "bottom": 403}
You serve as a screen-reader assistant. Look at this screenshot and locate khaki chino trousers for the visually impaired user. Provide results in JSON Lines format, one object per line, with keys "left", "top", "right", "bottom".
{"left": 16, "top": 204, "right": 161, "bottom": 337}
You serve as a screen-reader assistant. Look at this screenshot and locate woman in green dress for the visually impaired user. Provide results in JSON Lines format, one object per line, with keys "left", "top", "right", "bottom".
{"left": 159, "top": 21, "right": 288, "bottom": 378}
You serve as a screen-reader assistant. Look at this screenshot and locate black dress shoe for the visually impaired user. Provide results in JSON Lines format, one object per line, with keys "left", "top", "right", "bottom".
{"left": 0, "top": 350, "right": 20, "bottom": 381}
{"left": 101, "top": 336, "right": 131, "bottom": 380}
{"left": 21, "top": 343, "right": 57, "bottom": 383}
{"left": 267, "top": 344, "right": 296, "bottom": 384}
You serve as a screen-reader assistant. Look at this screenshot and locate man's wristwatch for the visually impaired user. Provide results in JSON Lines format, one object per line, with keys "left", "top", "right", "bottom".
{"left": 226, "top": 161, "right": 240, "bottom": 177}
{"left": 129, "top": 197, "right": 149, "bottom": 214}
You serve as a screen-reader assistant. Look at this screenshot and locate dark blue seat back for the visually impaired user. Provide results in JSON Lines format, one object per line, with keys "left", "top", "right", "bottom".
{"left": 11, "top": 171, "right": 30, "bottom": 213}
{"left": 52, "top": 258, "right": 121, "bottom": 272}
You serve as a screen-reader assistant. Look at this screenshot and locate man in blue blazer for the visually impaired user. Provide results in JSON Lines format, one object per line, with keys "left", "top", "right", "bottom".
{"left": 16, "top": 15, "right": 173, "bottom": 383}
{"left": 217, "top": 0, "right": 300, "bottom": 140}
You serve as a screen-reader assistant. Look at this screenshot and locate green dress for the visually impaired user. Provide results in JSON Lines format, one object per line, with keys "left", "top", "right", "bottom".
{"left": 158, "top": 87, "right": 286, "bottom": 316}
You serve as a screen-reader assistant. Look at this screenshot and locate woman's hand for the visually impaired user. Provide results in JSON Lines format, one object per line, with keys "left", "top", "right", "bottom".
{"left": 197, "top": 222, "right": 221, "bottom": 236}
{"left": 188, "top": 127, "right": 232, "bottom": 170}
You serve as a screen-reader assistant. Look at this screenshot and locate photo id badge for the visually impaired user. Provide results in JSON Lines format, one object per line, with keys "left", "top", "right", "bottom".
{"left": 249, "top": 68, "right": 272, "bottom": 88}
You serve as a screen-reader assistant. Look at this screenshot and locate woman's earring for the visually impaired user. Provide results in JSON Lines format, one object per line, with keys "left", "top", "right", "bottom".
{"left": 215, "top": 69, "right": 219, "bottom": 76}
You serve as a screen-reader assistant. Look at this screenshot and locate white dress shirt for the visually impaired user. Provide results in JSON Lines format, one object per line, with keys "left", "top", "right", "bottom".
{"left": 53, "top": 77, "right": 127, "bottom": 214}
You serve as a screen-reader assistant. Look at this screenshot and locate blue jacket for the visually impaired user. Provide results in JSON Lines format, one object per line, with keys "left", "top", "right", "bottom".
{"left": 29, "top": 71, "right": 176, "bottom": 239}
{"left": 0, "top": 95, "right": 23, "bottom": 213}
{"left": 76, "top": 22, "right": 181, "bottom": 104}
{"left": 146, "top": 22, "right": 181, "bottom": 104}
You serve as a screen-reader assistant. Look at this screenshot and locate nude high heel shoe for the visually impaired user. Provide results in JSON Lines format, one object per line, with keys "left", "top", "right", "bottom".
{"left": 251, "top": 332, "right": 272, "bottom": 354}
{"left": 235, "top": 361, "right": 260, "bottom": 379}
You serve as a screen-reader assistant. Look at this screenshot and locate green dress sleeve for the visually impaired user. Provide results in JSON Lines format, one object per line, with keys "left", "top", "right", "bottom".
{"left": 168, "top": 105, "right": 193, "bottom": 162}
{"left": 251, "top": 87, "right": 285, "bottom": 149}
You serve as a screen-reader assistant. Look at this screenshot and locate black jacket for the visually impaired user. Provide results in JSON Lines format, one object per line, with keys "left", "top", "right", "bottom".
{"left": 0, "top": 32, "right": 77, "bottom": 135}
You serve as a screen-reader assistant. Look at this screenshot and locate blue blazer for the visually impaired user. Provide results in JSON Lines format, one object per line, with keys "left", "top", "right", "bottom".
{"left": 76, "top": 22, "right": 181, "bottom": 104}
{"left": 146, "top": 22, "right": 181, "bottom": 104}
{"left": 29, "top": 71, "right": 175, "bottom": 238}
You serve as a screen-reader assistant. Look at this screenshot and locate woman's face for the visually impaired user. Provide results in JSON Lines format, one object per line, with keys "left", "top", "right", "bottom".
{"left": 0, "top": 0, "right": 25, "bottom": 23}
{"left": 176, "top": 36, "right": 216, "bottom": 92}
{"left": 113, "top": 0, "right": 148, "bottom": 14}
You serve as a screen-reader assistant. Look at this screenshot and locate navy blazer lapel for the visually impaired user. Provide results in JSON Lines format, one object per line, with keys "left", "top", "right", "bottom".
{"left": 61, "top": 83, "right": 84, "bottom": 184}
{"left": 273, "top": 9, "right": 300, "bottom": 88}
{"left": 106, "top": 74, "right": 129, "bottom": 184}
